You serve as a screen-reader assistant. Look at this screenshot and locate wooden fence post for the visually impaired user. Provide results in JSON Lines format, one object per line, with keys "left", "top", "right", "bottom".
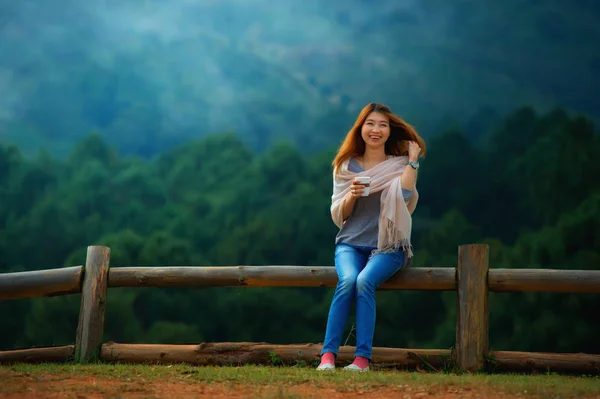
{"left": 455, "top": 244, "right": 489, "bottom": 372}
{"left": 75, "top": 245, "right": 111, "bottom": 362}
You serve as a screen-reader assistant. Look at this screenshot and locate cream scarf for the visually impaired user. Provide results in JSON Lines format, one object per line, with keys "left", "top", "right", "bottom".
{"left": 330, "top": 155, "right": 418, "bottom": 259}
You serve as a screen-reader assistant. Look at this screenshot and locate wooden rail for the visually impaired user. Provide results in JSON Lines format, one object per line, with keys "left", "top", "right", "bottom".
{"left": 3, "top": 266, "right": 600, "bottom": 301}
{"left": 0, "top": 243, "right": 599, "bottom": 374}
{"left": 0, "top": 266, "right": 82, "bottom": 300}
{"left": 1, "top": 343, "right": 599, "bottom": 374}
{"left": 488, "top": 269, "right": 600, "bottom": 293}
{"left": 108, "top": 266, "right": 457, "bottom": 291}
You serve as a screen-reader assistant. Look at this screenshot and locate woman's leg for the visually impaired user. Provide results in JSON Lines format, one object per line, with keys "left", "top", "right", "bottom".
{"left": 319, "top": 244, "right": 369, "bottom": 360}
{"left": 353, "top": 250, "right": 405, "bottom": 362}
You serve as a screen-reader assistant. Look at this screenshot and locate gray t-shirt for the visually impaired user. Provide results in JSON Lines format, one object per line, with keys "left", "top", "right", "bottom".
{"left": 335, "top": 157, "right": 414, "bottom": 248}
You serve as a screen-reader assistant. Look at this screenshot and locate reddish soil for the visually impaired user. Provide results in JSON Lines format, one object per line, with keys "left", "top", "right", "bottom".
{"left": 0, "top": 369, "right": 594, "bottom": 399}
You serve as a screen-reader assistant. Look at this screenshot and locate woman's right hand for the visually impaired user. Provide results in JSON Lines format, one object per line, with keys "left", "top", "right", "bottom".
{"left": 350, "top": 179, "right": 366, "bottom": 198}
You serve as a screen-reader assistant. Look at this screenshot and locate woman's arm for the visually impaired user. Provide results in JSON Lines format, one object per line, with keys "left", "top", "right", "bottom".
{"left": 401, "top": 165, "right": 417, "bottom": 191}
{"left": 339, "top": 178, "right": 367, "bottom": 221}
{"left": 342, "top": 177, "right": 367, "bottom": 220}
{"left": 401, "top": 140, "right": 420, "bottom": 191}
{"left": 402, "top": 140, "right": 421, "bottom": 214}
{"left": 406, "top": 188, "right": 419, "bottom": 214}
{"left": 342, "top": 193, "right": 357, "bottom": 221}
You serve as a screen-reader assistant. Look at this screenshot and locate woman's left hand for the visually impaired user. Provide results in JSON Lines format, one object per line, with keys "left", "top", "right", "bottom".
{"left": 407, "top": 141, "right": 421, "bottom": 161}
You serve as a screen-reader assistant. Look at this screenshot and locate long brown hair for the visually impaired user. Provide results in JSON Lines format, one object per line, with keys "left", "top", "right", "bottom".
{"left": 332, "top": 103, "right": 426, "bottom": 173}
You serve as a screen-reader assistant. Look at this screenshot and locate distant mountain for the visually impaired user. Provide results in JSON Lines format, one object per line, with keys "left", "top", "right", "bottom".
{"left": 1, "top": 0, "right": 599, "bottom": 157}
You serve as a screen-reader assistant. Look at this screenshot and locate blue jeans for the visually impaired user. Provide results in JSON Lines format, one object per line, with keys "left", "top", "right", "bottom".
{"left": 320, "top": 243, "right": 405, "bottom": 360}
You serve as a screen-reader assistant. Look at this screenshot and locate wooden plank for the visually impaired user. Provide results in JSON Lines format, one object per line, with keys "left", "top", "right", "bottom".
{"left": 2, "top": 343, "right": 598, "bottom": 375}
{"left": 101, "top": 341, "right": 451, "bottom": 369}
{"left": 109, "top": 266, "right": 456, "bottom": 291}
{"left": 0, "top": 345, "right": 74, "bottom": 364}
{"left": 489, "top": 269, "right": 600, "bottom": 293}
{"left": 491, "top": 351, "right": 600, "bottom": 374}
{"left": 75, "top": 246, "right": 111, "bottom": 363}
{"left": 455, "top": 244, "right": 489, "bottom": 373}
{"left": 0, "top": 266, "right": 83, "bottom": 300}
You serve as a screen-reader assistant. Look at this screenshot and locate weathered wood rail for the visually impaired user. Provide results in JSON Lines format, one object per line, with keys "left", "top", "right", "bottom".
{"left": 1, "top": 244, "right": 599, "bottom": 374}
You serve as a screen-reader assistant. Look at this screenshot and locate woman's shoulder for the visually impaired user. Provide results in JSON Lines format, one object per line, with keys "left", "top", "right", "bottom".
{"left": 335, "top": 156, "right": 358, "bottom": 171}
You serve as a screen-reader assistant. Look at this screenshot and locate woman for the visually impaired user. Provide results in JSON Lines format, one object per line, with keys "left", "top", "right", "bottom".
{"left": 317, "top": 103, "right": 426, "bottom": 372}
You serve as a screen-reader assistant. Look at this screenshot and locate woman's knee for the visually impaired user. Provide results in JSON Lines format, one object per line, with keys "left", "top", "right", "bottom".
{"left": 357, "top": 252, "right": 404, "bottom": 293}
{"left": 336, "top": 274, "right": 358, "bottom": 295}
{"left": 355, "top": 273, "right": 375, "bottom": 294}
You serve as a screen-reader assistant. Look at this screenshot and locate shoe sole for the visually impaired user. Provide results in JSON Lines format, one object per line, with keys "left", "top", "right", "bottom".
{"left": 343, "top": 366, "right": 370, "bottom": 372}
{"left": 316, "top": 364, "right": 335, "bottom": 371}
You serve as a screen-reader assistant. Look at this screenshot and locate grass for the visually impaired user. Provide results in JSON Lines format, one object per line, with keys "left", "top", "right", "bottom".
{"left": 1, "top": 362, "right": 600, "bottom": 398}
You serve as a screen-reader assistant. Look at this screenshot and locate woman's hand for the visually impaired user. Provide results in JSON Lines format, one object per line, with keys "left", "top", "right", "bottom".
{"left": 407, "top": 141, "right": 421, "bottom": 161}
{"left": 350, "top": 179, "right": 367, "bottom": 198}
{"left": 342, "top": 179, "right": 366, "bottom": 220}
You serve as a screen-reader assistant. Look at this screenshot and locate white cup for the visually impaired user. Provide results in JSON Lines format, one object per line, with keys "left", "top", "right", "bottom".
{"left": 355, "top": 176, "right": 371, "bottom": 196}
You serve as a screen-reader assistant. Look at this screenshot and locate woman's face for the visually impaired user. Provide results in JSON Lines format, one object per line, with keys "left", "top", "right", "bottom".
{"left": 361, "top": 111, "right": 390, "bottom": 150}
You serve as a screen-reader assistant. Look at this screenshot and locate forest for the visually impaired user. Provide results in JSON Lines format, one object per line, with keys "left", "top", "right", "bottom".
{"left": 1, "top": 0, "right": 600, "bottom": 157}
{"left": 1, "top": 104, "right": 599, "bottom": 355}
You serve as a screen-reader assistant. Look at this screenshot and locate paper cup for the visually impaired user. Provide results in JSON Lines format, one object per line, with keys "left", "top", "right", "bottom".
{"left": 355, "top": 176, "right": 371, "bottom": 196}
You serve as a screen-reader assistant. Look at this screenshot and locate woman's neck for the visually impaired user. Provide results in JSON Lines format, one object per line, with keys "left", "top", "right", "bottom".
{"left": 362, "top": 148, "right": 387, "bottom": 163}
{"left": 360, "top": 148, "right": 387, "bottom": 169}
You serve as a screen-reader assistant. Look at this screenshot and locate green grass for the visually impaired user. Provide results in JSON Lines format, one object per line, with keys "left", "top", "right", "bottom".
{"left": 2, "top": 363, "right": 599, "bottom": 398}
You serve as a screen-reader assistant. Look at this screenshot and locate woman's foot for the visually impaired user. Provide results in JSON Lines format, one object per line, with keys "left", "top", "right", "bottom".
{"left": 343, "top": 356, "right": 370, "bottom": 372}
{"left": 316, "top": 352, "right": 336, "bottom": 371}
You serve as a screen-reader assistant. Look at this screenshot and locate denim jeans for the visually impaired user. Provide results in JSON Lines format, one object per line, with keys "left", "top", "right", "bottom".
{"left": 320, "top": 243, "right": 405, "bottom": 360}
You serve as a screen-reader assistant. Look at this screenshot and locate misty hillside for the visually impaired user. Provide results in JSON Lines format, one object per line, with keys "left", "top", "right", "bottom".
{"left": 1, "top": 0, "right": 599, "bottom": 157}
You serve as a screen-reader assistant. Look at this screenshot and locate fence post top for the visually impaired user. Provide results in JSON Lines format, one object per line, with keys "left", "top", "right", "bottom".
{"left": 458, "top": 243, "right": 489, "bottom": 249}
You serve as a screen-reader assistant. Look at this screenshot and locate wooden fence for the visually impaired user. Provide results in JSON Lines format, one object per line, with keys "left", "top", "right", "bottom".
{"left": 1, "top": 244, "right": 599, "bottom": 374}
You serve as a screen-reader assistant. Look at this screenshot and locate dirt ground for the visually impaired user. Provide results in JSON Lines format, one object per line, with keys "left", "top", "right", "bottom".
{"left": 0, "top": 370, "right": 579, "bottom": 399}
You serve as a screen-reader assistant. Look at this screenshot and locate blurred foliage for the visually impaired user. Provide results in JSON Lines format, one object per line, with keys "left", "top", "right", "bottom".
{"left": 1, "top": 105, "right": 599, "bottom": 354}
{"left": 1, "top": 1, "right": 599, "bottom": 157}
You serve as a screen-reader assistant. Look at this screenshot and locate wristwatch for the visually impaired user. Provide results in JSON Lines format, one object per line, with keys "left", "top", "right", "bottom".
{"left": 408, "top": 160, "right": 419, "bottom": 170}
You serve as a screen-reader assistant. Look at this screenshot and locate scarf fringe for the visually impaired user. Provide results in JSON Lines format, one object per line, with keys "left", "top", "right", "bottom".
{"left": 370, "top": 218, "right": 414, "bottom": 262}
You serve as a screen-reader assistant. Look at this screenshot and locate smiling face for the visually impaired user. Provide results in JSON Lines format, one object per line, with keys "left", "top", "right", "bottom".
{"left": 360, "top": 111, "right": 390, "bottom": 150}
